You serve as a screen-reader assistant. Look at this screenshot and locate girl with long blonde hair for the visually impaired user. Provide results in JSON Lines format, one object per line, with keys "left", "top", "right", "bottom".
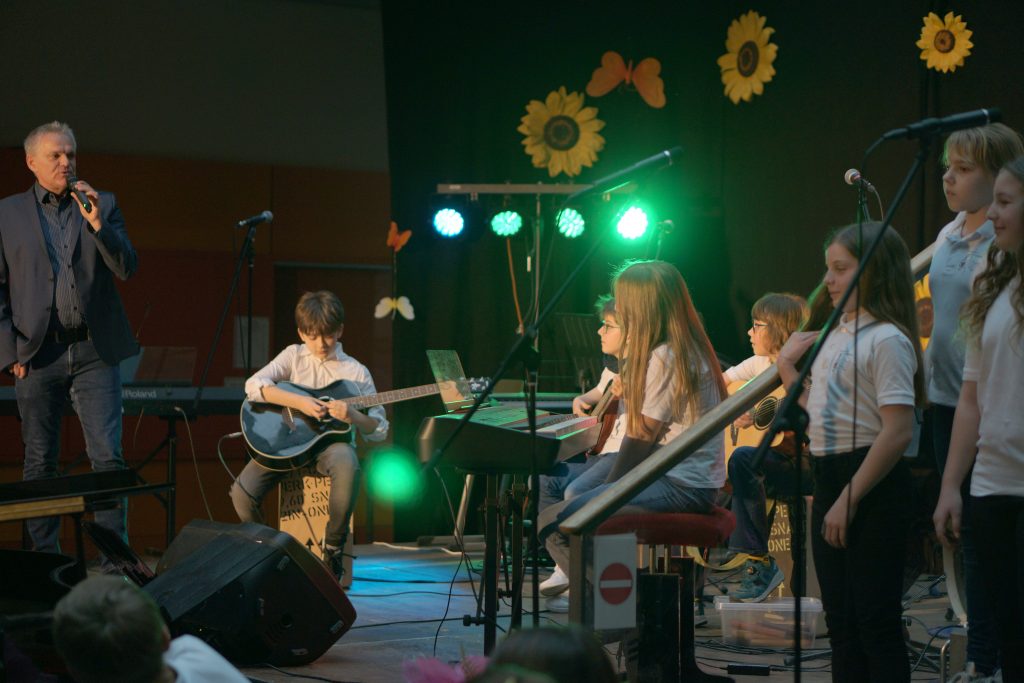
{"left": 538, "top": 260, "right": 727, "bottom": 604}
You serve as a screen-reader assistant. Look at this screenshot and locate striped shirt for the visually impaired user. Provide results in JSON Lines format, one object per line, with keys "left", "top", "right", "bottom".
{"left": 33, "top": 182, "right": 83, "bottom": 329}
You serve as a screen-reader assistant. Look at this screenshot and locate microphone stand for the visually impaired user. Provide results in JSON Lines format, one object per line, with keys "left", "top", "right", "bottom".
{"left": 748, "top": 135, "right": 932, "bottom": 682}
{"left": 194, "top": 219, "right": 262, "bottom": 415}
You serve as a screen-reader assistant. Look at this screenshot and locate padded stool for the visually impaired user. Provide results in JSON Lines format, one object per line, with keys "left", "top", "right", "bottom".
{"left": 598, "top": 506, "right": 736, "bottom": 683}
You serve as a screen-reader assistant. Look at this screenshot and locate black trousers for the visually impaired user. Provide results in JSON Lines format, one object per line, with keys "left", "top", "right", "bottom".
{"left": 970, "top": 494, "right": 1024, "bottom": 682}
{"left": 811, "top": 449, "right": 910, "bottom": 683}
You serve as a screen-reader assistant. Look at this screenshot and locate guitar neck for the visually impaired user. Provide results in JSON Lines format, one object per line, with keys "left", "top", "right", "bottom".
{"left": 343, "top": 383, "right": 440, "bottom": 409}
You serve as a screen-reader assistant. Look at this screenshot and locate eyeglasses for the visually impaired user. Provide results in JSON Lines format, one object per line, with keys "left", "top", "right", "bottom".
{"left": 751, "top": 322, "right": 769, "bottom": 329}
{"left": 598, "top": 322, "right": 621, "bottom": 331}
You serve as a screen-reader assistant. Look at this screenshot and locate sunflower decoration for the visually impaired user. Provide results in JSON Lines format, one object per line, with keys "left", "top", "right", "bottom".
{"left": 916, "top": 11, "right": 973, "bottom": 74}
{"left": 717, "top": 10, "right": 778, "bottom": 105}
{"left": 517, "top": 86, "right": 605, "bottom": 178}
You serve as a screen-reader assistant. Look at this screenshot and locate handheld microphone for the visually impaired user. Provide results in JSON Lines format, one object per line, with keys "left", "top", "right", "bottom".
{"left": 236, "top": 210, "right": 274, "bottom": 228}
{"left": 844, "top": 169, "right": 876, "bottom": 193}
{"left": 882, "top": 108, "right": 1001, "bottom": 141}
{"left": 65, "top": 174, "right": 92, "bottom": 213}
{"left": 567, "top": 147, "right": 683, "bottom": 202}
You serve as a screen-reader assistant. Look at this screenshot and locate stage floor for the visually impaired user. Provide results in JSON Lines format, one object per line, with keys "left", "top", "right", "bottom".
{"left": 235, "top": 541, "right": 960, "bottom": 683}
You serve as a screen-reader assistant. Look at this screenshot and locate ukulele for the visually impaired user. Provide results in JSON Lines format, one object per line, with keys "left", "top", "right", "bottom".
{"left": 586, "top": 378, "right": 622, "bottom": 456}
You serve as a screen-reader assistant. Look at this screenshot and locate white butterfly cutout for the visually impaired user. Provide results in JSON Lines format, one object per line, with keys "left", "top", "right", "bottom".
{"left": 374, "top": 296, "right": 414, "bottom": 320}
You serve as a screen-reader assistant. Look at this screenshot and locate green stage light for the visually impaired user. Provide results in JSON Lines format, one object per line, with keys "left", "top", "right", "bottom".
{"left": 616, "top": 205, "right": 649, "bottom": 240}
{"left": 433, "top": 208, "right": 465, "bottom": 237}
{"left": 490, "top": 210, "right": 522, "bottom": 237}
{"left": 367, "top": 446, "right": 422, "bottom": 504}
{"left": 557, "top": 208, "right": 585, "bottom": 238}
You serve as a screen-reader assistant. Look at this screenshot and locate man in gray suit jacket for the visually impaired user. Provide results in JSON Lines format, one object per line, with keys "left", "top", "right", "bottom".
{"left": 0, "top": 121, "right": 139, "bottom": 554}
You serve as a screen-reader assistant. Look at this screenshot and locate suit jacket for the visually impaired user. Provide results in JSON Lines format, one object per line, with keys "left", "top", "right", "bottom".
{"left": 0, "top": 186, "right": 139, "bottom": 369}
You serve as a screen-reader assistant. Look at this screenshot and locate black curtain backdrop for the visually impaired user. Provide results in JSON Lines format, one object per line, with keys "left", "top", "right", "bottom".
{"left": 382, "top": 0, "right": 1021, "bottom": 539}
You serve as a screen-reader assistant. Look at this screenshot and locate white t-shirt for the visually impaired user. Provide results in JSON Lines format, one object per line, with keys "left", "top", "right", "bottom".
{"left": 806, "top": 313, "right": 917, "bottom": 455}
{"left": 639, "top": 345, "right": 725, "bottom": 488}
{"left": 965, "top": 276, "right": 1024, "bottom": 497}
{"left": 245, "top": 341, "right": 389, "bottom": 442}
{"left": 164, "top": 635, "right": 250, "bottom": 683}
{"left": 724, "top": 355, "right": 772, "bottom": 385}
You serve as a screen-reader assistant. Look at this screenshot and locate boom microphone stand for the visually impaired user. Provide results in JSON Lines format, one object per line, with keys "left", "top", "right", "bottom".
{"left": 194, "top": 212, "right": 272, "bottom": 415}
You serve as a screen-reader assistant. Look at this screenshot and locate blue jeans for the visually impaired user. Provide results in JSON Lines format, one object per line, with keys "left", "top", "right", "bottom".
{"left": 538, "top": 452, "right": 718, "bottom": 572}
{"left": 229, "top": 442, "right": 360, "bottom": 547}
{"left": 538, "top": 453, "right": 605, "bottom": 512}
{"left": 16, "top": 338, "right": 127, "bottom": 553}
{"left": 728, "top": 446, "right": 812, "bottom": 556}
{"left": 933, "top": 403, "right": 999, "bottom": 674}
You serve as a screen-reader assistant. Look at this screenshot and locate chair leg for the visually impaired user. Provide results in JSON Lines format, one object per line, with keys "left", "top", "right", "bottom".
{"left": 627, "top": 559, "right": 733, "bottom": 682}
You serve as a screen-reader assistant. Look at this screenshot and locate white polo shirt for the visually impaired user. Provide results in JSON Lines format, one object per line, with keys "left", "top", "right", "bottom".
{"left": 806, "top": 312, "right": 917, "bottom": 455}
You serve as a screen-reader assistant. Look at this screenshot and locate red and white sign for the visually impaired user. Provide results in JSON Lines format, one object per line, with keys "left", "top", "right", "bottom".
{"left": 593, "top": 533, "right": 636, "bottom": 630}
{"left": 599, "top": 562, "right": 634, "bottom": 605}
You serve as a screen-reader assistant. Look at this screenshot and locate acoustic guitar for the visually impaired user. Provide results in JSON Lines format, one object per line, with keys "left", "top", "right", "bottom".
{"left": 724, "top": 379, "right": 786, "bottom": 464}
{"left": 241, "top": 380, "right": 441, "bottom": 472}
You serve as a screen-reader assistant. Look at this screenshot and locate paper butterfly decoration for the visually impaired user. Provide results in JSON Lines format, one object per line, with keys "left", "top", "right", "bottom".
{"left": 586, "top": 51, "right": 666, "bottom": 109}
{"left": 375, "top": 296, "right": 414, "bottom": 320}
{"left": 387, "top": 221, "right": 412, "bottom": 253}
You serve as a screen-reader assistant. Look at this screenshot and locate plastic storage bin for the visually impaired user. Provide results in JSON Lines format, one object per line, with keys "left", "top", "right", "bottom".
{"left": 716, "top": 597, "right": 823, "bottom": 648}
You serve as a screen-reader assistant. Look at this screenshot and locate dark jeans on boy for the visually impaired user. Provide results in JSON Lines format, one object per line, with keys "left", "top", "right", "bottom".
{"left": 812, "top": 449, "right": 910, "bottom": 683}
{"left": 728, "top": 445, "right": 812, "bottom": 555}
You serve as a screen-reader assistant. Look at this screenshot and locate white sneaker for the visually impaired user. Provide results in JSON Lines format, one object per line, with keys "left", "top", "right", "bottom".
{"left": 539, "top": 566, "right": 569, "bottom": 596}
{"left": 546, "top": 592, "right": 570, "bottom": 613}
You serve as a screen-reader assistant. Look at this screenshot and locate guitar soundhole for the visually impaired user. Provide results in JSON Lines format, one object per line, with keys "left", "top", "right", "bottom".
{"left": 753, "top": 397, "right": 778, "bottom": 430}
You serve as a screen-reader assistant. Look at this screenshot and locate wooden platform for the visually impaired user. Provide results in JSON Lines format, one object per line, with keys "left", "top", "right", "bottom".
{"left": 234, "top": 542, "right": 960, "bottom": 683}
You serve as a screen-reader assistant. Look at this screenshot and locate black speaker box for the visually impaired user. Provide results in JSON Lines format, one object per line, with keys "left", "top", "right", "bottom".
{"left": 144, "top": 520, "right": 356, "bottom": 666}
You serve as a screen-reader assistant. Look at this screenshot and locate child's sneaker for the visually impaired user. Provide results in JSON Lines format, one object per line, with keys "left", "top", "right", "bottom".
{"left": 539, "top": 566, "right": 570, "bottom": 596}
{"left": 733, "top": 556, "right": 783, "bottom": 602}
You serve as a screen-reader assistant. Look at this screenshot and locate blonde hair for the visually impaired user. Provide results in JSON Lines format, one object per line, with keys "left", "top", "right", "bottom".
{"left": 808, "top": 222, "right": 926, "bottom": 407}
{"left": 751, "top": 292, "right": 807, "bottom": 356}
{"left": 295, "top": 290, "right": 345, "bottom": 336}
{"left": 963, "top": 158, "right": 1024, "bottom": 339}
{"left": 943, "top": 123, "right": 1024, "bottom": 176}
{"left": 613, "top": 260, "right": 725, "bottom": 439}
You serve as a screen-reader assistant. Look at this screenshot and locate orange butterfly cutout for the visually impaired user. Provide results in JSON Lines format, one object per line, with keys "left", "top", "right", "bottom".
{"left": 586, "top": 51, "right": 666, "bottom": 109}
{"left": 386, "top": 221, "right": 412, "bottom": 252}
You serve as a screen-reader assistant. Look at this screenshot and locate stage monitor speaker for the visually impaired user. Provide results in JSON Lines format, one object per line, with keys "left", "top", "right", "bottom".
{"left": 144, "top": 520, "right": 355, "bottom": 666}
